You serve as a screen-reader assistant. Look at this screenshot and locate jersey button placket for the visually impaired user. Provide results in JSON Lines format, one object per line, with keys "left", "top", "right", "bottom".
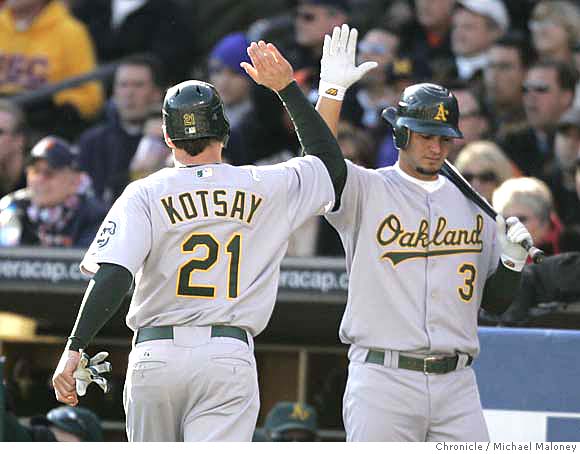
{"left": 424, "top": 195, "right": 434, "bottom": 349}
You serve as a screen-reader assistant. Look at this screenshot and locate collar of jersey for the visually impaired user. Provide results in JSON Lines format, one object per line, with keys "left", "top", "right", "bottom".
{"left": 178, "top": 162, "right": 223, "bottom": 168}
{"left": 394, "top": 161, "right": 445, "bottom": 193}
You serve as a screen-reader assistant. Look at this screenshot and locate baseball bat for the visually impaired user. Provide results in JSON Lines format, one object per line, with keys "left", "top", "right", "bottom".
{"left": 440, "top": 160, "right": 545, "bottom": 264}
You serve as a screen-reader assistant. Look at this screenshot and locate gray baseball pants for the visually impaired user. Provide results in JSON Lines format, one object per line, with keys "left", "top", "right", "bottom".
{"left": 123, "top": 326, "right": 259, "bottom": 441}
{"left": 343, "top": 360, "right": 489, "bottom": 441}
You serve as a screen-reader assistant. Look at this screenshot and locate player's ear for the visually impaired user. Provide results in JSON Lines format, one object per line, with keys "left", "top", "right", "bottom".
{"left": 163, "top": 124, "right": 175, "bottom": 149}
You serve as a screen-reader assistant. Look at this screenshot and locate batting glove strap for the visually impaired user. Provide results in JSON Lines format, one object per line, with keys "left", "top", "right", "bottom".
{"left": 496, "top": 215, "right": 531, "bottom": 272}
{"left": 318, "top": 80, "right": 347, "bottom": 101}
{"left": 319, "top": 24, "right": 377, "bottom": 100}
{"left": 73, "top": 351, "right": 112, "bottom": 396}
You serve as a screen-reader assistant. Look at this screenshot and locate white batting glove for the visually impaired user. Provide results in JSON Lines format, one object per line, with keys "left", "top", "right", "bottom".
{"left": 319, "top": 24, "right": 378, "bottom": 101}
{"left": 73, "top": 350, "right": 112, "bottom": 396}
{"left": 496, "top": 215, "right": 532, "bottom": 272}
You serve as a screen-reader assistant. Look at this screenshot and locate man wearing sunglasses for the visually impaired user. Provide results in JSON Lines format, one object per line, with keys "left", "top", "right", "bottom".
{"left": 500, "top": 59, "right": 577, "bottom": 179}
{"left": 546, "top": 107, "right": 580, "bottom": 226}
{"left": 0, "top": 136, "right": 106, "bottom": 247}
{"left": 294, "top": 0, "right": 349, "bottom": 69}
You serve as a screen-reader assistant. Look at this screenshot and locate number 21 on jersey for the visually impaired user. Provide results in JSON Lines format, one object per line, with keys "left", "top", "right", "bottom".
{"left": 176, "top": 232, "right": 242, "bottom": 300}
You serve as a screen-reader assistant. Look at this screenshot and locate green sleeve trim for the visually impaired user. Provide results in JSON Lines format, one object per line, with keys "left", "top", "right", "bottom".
{"left": 481, "top": 261, "right": 522, "bottom": 315}
{"left": 66, "top": 263, "right": 133, "bottom": 351}
{"left": 278, "top": 82, "right": 346, "bottom": 209}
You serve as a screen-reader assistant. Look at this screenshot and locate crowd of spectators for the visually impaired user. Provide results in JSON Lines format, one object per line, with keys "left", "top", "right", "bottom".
{"left": 0, "top": 0, "right": 579, "bottom": 322}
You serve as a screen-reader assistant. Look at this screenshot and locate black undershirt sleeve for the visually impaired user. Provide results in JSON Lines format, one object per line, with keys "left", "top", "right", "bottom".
{"left": 480, "top": 261, "right": 523, "bottom": 315}
{"left": 277, "top": 81, "right": 347, "bottom": 210}
{"left": 66, "top": 263, "right": 133, "bottom": 351}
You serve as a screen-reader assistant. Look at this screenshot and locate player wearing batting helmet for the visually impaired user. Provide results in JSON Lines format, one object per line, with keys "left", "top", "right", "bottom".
{"left": 52, "top": 39, "right": 350, "bottom": 441}
{"left": 313, "top": 24, "right": 532, "bottom": 441}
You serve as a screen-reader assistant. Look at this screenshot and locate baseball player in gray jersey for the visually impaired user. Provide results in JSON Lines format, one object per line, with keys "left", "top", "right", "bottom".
{"left": 51, "top": 39, "right": 365, "bottom": 441}
{"left": 315, "top": 25, "right": 533, "bottom": 441}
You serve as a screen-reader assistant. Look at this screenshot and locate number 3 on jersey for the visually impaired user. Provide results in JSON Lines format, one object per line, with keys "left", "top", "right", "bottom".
{"left": 457, "top": 263, "right": 476, "bottom": 302}
{"left": 177, "top": 232, "right": 242, "bottom": 300}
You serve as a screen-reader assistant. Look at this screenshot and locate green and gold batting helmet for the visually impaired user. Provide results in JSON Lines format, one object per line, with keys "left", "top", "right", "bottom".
{"left": 382, "top": 83, "right": 463, "bottom": 150}
{"left": 162, "top": 80, "right": 230, "bottom": 146}
{"left": 31, "top": 406, "right": 104, "bottom": 442}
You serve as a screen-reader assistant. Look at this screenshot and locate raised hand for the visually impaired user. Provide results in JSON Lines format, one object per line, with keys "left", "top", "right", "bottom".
{"left": 319, "top": 24, "right": 378, "bottom": 100}
{"left": 241, "top": 41, "right": 294, "bottom": 92}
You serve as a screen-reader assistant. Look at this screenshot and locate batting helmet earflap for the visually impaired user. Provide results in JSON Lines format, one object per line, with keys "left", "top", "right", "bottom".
{"left": 381, "top": 83, "right": 463, "bottom": 150}
{"left": 162, "top": 80, "right": 230, "bottom": 148}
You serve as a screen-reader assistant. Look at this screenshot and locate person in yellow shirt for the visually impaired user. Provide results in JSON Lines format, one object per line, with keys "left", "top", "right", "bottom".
{"left": 0, "top": 0, "right": 104, "bottom": 139}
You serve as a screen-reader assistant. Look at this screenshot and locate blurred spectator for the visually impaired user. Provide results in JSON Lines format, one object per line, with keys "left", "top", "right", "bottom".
{"left": 381, "top": 0, "right": 414, "bottom": 31}
{"left": 72, "top": 0, "right": 192, "bottom": 85}
{"left": 448, "top": 84, "right": 491, "bottom": 162}
{"left": 0, "top": 100, "right": 26, "bottom": 199}
{"left": 500, "top": 60, "right": 577, "bottom": 179}
{"left": 337, "top": 123, "right": 375, "bottom": 169}
{"left": 400, "top": 0, "right": 456, "bottom": 82}
{"left": 483, "top": 33, "right": 531, "bottom": 139}
{"left": 208, "top": 33, "right": 253, "bottom": 165}
{"left": 264, "top": 401, "right": 318, "bottom": 442}
{"left": 529, "top": 1, "right": 580, "bottom": 65}
{"left": 77, "top": 54, "right": 163, "bottom": 206}
{"left": 574, "top": 41, "right": 580, "bottom": 108}
{"left": 493, "top": 177, "right": 563, "bottom": 257}
{"left": 454, "top": 140, "right": 516, "bottom": 203}
{"left": 209, "top": 33, "right": 252, "bottom": 129}
{"left": 545, "top": 108, "right": 580, "bottom": 226}
{"left": 0, "top": 0, "right": 104, "bottom": 141}
{"left": 451, "top": 0, "right": 509, "bottom": 84}
{"left": 289, "top": 0, "right": 363, "bottom": 126}
{"left": 292, "top": 0, "right": 349, "bottom": 71}
{"left": 577, "top": 154, "right": 580, "bottom": 214}
{"left": 4, "top": 405, "right": 103, "bottom": 441}
{"left": 351, "top": 27, "right": 401, "bottom": 167}
{"left": 355, "top": 27, "right": 401, "bottom": 130}
{"left": 0, "top": 136, "right": 106, "bottom": 247}
{"left": 179, "top": 0, "right": 295, "bottom": 78}
{"left": 374, "top": 56, "right": 421, "bottom": 167}
{"left": 129, "top": 104, "right": 170, "bottom": 181}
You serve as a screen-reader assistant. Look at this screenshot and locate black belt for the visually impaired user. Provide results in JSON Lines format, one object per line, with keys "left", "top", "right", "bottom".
{"left": 365, "top": 349, "right": 473, "bottom": 374}
{"left": 135, "top": 325, "right": 249, "bottom": 345}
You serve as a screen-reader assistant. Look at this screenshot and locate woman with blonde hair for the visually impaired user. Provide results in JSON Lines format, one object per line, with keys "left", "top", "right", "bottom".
{"left": 454, "top": 140, "right": 517, "bottom": 203}
{"left": 493, "top": 177, "right": 563, "bottom": 256}
{"left": 529, "top": 1, "right": 580, "bottom": 64}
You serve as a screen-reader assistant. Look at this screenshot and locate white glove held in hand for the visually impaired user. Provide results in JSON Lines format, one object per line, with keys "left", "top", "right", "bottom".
{"left": 319, "top": 24, "right": 378, "bottom": 101}
{"left": 496, "top": 215, "right": 532, "bottom": 272}
{"left": 73, "top": 350, "right": 112, "bottom": 396}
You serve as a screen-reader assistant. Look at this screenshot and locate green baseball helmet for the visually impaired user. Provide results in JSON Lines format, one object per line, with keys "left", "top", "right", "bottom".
{"left": 382, "top": 83, "right": 463, "bottom": 149}
{"left": 162, "top": 80, "right": 230, "bottom": 146}
{"left": 264, "top": 401, "right": 318, "bottom": 441}
{"left": 43, "top": 406, "right": 104, "bottom": 442}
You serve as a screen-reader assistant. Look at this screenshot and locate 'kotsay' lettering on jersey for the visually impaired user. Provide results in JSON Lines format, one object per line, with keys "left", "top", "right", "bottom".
{"left": 160, "top": 190, "right": 264, "bottom": 225}
{"left": 376, "top": 214, "right": 484, "bottom": 265}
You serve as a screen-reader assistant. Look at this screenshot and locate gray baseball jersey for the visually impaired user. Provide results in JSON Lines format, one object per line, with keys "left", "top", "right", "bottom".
{"left": 326, "top": 161, "right": 502, "bottom": 358}
{"left": 81, "top": 157, "right": 334, "bottom": 336}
